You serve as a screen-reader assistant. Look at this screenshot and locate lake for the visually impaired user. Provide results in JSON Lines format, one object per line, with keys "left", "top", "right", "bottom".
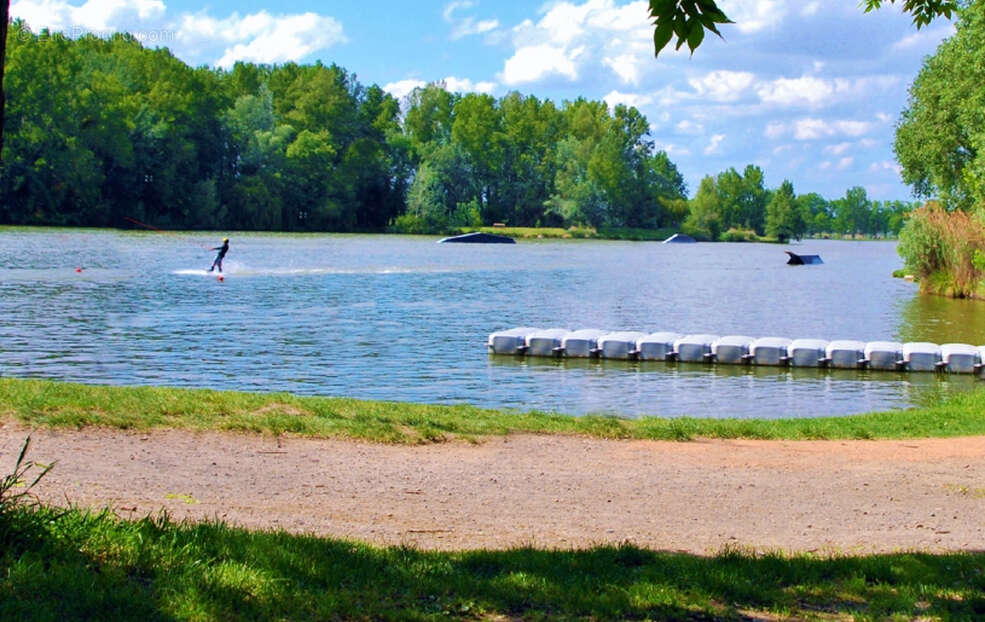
{"left": 2, "top": 229, "right": 984, "bottom": 419}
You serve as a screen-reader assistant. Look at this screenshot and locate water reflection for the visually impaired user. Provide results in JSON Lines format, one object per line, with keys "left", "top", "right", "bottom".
{"left": 488, "top": 354, "right": 976, "bottom": 417}
{"left": 896, "top": 293, "right": 985, "bottom": 345}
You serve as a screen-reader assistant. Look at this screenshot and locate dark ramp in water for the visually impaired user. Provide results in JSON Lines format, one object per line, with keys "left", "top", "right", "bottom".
{"left": 785, "top": 251, "right": 823, "bottom": 265}
{"left": 663, "top": 233, "right": 696, "bottom": 243}
{"left": 438, "top": 232, "right": 516, "bottom": 244}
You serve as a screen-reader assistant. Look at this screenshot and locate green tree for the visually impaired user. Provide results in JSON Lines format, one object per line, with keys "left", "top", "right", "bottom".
{"left": 451, "top": 92, "right": 505, "bottom": 220}
{"left": 765, "top": 180, "right": 802, "bottom": 242}
{"left": 795, "top": 192, "right": 831, "bottom": 236}
{"left": 895, "top": 3, "right": 985, "bottom": 211}
{"left": 683, "top": 176, "right": 722, "bottom": 240}
{"left": 404, "top": 83, "right": 456, "bottom": 159}
{"left": 833, "top": 186, "right": 872, "bottom": 236}
{"left": 498, "top": 92, "right": 561, "bottom": 226}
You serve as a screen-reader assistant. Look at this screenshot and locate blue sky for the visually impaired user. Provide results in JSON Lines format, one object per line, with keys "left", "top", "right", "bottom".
{"left": 10, "top": 0, "right": 956, "bottom": 201}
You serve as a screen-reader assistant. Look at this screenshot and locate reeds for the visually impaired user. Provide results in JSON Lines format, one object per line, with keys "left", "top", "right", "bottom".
{"left": 898, "top": 202, "right": 985, "bottom": 297}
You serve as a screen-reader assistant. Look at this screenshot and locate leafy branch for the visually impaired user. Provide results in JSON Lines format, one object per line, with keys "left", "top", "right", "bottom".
{"left": 650, "top": 0, "right": 960, "bottom": 57}
{"left": 649, "top": 0, "right": 732, "bottom": 58}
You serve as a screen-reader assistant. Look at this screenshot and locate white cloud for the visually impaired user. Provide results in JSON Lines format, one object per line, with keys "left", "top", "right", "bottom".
{"left": 675, "top": 119, "right": 705, "bottom": 135}
{"left": 501, "top": 44, "right": 581, "bottom": 84}
{"left": 718, "top": 0, "right": 785, "bottom": 33}
{"left": 603, "top": 53, "right": 643, "bottom": 85}
{"left": 383, "top": 76, "right": 496, "bottom": 99}
{"left": 603, "top": 90, "right": 652, "bottom": 110}
{"left": 502, "top": 0, "right": 652, "bottom": 86}
{"left": 704, "top": 133, "right": 725, "bottom": 155}
{"left": 758, "top": 75, "right": 834, "bottom": 108}
{"left": 383, "top": 79, "right": 427, "bottom": 99}
{"left": 442, "top": 76, "right": 496, "bottom": 94}
{"left": 837, "top": 156, "right": 854, "bottom": 170}
{"left": 12, "top": 0, "right": 347, "bottom": 67}
{"left": 443, "top": 1, "right": 499, "bottom": 40}
{"left": 12, "top": 0, "right": 165, "bottom": 34}
{"left": 797, "top": 118, "right": 873, "bottom": 140}
{"left": 793, "top": 119, "right": 830, "bottom": 140}
{"left": 869, "top": 160, "right": 902, "bottom": 175}
{"left": 766, "top": 118, "right": 875, "bottom": 141}
{"left": 831, "top": 120, "right": 873, "bottom": 136}
{"left": 764, "top": 122, "right": 786, "bottom": 139}
{"left": 688, "top": 70, "right": 756, "bottom": 102}
{"left": 757, "top": 74, "right": 900, "bottom": 109}
{"left": 182, "top": 12, "right": 346, "bottom": 68}
{"left": 892, "top": 23, "right": 955, "bottom": 52}
{"left": 825, "top": 142, "right": 852, "bottom": 156}
{"left": 660, "top": 143, "right": 692, "bottom": 157}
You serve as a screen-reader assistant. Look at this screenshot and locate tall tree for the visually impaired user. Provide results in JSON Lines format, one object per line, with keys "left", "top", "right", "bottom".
{"left": 683, "top": 176, "right": 722, "bottom": 240}
{"left": 895, "top": 2, "right": 984, "bottom": 211}
{"left": 765, "top": 180, "right": 803, "bottom": 242}
{"left": 833, "top": 186, "right": 872, "bottom": 236}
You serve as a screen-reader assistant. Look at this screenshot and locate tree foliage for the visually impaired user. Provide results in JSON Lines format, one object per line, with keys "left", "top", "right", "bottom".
{"left": 0, "top": 20, "right": 914, "bottom": 237}
{"left": 895, "top": 2, "right": 985, "bottom": 211}
{"left": 649, "top": 0, "right": 958, "bottom": 57}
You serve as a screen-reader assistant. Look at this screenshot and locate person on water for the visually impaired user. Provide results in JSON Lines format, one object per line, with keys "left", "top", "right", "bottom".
{"left": 208, "top": 238, "right": 229, "bottom": 273}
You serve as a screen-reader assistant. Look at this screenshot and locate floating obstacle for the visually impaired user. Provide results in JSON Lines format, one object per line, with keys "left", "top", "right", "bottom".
{"left": 438, "top": 231, "right": 516, "bottom": 244}
{"left": 785, "top": 251, "right": 823, "bottom": 265}
{"left": 487, "top": 327, "right": 985, "bottom": 375}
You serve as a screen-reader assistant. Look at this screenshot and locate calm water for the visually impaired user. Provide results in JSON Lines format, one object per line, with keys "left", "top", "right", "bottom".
{"left": 2, "top": 229, "right": 984, "bottom": 418}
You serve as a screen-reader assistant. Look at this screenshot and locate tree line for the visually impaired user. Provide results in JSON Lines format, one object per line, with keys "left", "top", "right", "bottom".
{"left": 0, "top": 21, "right": 913, "bottom": 238}
{"left": 684, "top": 168, "right": 915, "bottom": 242}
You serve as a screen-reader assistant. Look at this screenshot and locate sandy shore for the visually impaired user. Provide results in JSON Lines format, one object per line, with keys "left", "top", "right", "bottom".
{"left": 3, "top": 422, "right": 984, "bottom": 554}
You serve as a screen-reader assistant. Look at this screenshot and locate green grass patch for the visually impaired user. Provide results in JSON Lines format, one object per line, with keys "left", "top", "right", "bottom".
{"left": 454, "top": 225, "right": 677, "bottom": 241}
{"left": 3, "top": 377, "right": 985, "bottom": 443}
{"left": 1, "top": 505, "right": 984, "bottom": 621}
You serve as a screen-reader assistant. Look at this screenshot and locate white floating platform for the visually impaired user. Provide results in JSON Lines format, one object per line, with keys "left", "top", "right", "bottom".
{"left": 561, "top": 329, "right": 609, "bottom": 358}
{"left": 526, "top": 328, "right": 570, "bottom": 357}
{"left": 788, "top": 339, "right": 829, "bottom": 368}
{"left": 826, "top": 340, "right": 866, "bottom": 369}
{"left": 749, "top": 337, "right": 793, "bottom": 366}
{"left": 597, "top": 331, "right": 648, "bottom": 360}
{"left": 487, "top": 327, "right": 539, "bottom": 355}
{"left": 486, "top": 327, "right": 985, "bottom": 377}
{"left": 638, "top": 332, "right": 682, "bottom": 361}
{"left": 674, "top": 334, "right": 720, "bottom": 363}
{"left": 712, "top": 335, "right": 754, "bottom": 365}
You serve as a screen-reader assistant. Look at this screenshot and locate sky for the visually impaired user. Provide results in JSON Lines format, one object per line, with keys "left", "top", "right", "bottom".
{"left": 9, "top": 0, "right": 957, "bottom": 201}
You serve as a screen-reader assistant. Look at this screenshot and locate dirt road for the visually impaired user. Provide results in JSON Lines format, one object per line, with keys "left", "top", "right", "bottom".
{"left": 4, "top": 423, "right": 984, "bottom": 553}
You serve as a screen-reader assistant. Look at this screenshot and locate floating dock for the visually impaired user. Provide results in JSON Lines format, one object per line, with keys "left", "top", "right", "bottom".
{"left": 487, "top": 327, "right": 985, "bottom": 375}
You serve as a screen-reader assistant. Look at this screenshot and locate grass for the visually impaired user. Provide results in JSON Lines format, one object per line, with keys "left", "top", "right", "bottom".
{"left": 1, "top": 505, "right": 983, "bottom": 621}
{"left": 3, "top": 377, "right": 985, "bottom": 443}
{"left": 455, "top": 225, "right": 678, "bottom": 241}
{"left": 3, "top": 378, "right": 985, "bottom": 619}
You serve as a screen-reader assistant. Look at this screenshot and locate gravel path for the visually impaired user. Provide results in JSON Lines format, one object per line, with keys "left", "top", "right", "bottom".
{"left": 4, "top": 423, "right": 984, "bottom": 553}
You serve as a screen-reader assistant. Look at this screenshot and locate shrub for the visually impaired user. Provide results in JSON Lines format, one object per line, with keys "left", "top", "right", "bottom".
{"left": 719, "top": 228, "right": 759, "bottom": 242}
{"left": 897, "top": 202, "right": 985, "bottom": 297}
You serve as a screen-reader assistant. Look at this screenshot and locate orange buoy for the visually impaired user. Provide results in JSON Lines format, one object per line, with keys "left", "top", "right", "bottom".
{"left": 75, "top": 267, "right": 83, "bottom": 273}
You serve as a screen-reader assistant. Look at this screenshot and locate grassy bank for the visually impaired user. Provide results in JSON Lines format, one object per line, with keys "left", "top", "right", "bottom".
{"left": 454, "top": 225, "right": 678, "bottom": 241}
{"left": 2, "top": 504, "right": 984, "bottom": 621}
{"left": 3, "top": 377, "right": 985, "bottom": 442}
